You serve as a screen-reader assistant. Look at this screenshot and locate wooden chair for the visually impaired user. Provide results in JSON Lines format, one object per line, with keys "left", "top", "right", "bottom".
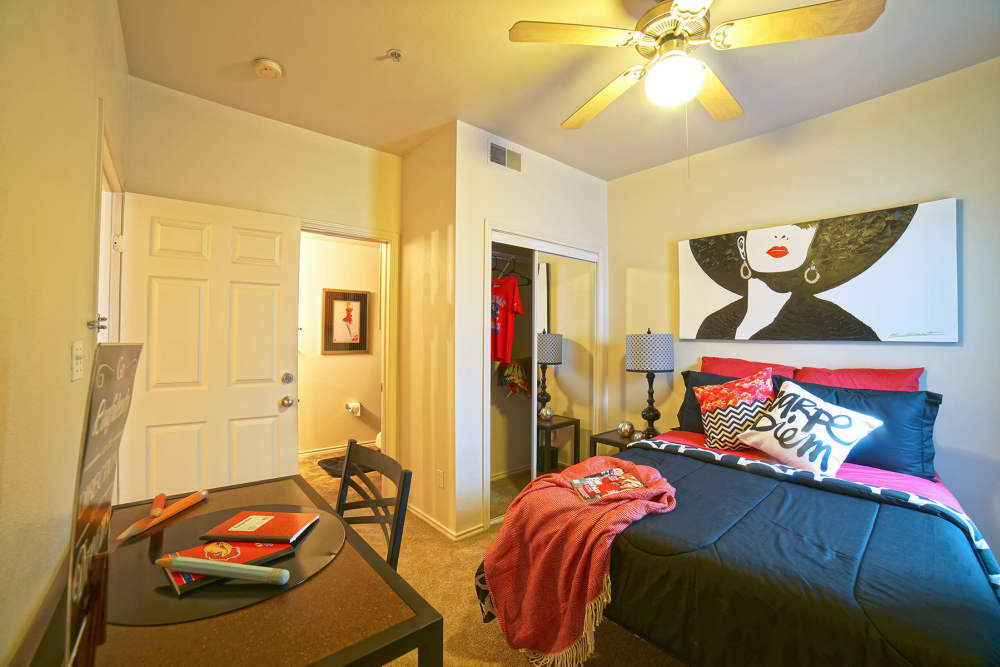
{"left": 335, "top": 441, "right": 412, "bottom": 570}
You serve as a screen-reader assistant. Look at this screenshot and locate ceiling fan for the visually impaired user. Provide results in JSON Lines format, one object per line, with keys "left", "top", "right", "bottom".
{"left": 509, "top": 0, "right": 886, "bottom": 128}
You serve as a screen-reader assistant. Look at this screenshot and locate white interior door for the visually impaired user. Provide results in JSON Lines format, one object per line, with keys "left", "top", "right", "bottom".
{"left": 119, "top": 193, "right": 300, "bottom": 502}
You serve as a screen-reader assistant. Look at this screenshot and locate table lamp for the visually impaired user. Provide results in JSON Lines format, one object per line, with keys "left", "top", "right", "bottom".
{"left": 625, "top": 329, "right": 674, "bottom": 439}
{"left": 536, "top": 329, "right": 562, "bottom": 420}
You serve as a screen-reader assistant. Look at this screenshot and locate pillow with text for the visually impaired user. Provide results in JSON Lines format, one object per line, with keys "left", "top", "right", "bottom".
{"left": 737, "top": 380, "right": 883, "bottom": 475}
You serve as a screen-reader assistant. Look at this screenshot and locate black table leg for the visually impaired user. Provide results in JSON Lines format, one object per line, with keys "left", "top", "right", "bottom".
{"left": 573, "top": 422, "right": 580, "bottom": 464}
{"left": 543, "top": 430, "right": 552, "bottom": 473}
{"left": 417, "top": 619, "right": 443, "bottom": 666}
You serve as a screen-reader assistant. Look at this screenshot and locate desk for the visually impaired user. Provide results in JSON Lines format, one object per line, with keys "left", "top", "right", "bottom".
{"left": 536, "top": 415, "right": 580, "bottom": 473}
{"left": 96, "top": 476, "right": 442, "bottom": 666}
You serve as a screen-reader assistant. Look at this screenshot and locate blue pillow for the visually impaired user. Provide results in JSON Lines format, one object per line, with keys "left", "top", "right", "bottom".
{"left": 678, "top": 371, "right": 734, "bottom": 433}
{"left": 773, "top": 376, "right": 941, "bottom": 479}
{"left": 677, "top": 371, "right": 784, "bottom": 434}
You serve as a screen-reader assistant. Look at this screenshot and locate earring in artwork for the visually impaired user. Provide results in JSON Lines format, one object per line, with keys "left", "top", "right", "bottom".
{"left": 804, "top": 262, "right": 820, "bottom": 284}
{"left": 740, "top": 260, "right": 752, "bottom": 280}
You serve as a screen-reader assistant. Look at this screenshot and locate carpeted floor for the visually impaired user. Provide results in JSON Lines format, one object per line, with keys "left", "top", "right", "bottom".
{"left": 298, "top": 452, "right": 683, "bottom": 666}
{"left": 489, "top": 471, "right": 532, "bottom": 519}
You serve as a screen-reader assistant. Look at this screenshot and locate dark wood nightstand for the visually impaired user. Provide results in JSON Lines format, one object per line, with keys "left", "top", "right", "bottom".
{"left": 589, "top": 428, "right": 636, "bottom": 458}
{"left": 536, "top": 414, "right": 581, "bottom": 473}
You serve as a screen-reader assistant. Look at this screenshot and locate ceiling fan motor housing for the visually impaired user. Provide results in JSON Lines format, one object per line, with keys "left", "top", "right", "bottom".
{"left": 635, "top": 1, "right": 709, "bottom": 59}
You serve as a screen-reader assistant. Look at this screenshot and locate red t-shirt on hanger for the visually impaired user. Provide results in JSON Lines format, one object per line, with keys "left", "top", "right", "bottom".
{"left": 491, "top": 276, "right": 523, "bottom": 363}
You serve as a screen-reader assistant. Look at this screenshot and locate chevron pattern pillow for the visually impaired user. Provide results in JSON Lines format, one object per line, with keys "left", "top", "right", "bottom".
{"left": 693, "top": 368, "right": 775, "bottom": 450}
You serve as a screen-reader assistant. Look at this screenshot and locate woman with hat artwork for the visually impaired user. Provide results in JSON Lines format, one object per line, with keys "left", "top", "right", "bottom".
{"left": 690, "top": 204, "right": 916, "bottom": 341}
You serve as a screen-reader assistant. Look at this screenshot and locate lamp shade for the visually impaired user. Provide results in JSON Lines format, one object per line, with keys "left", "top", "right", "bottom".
{"left": 537, "top": 331, "right": 563, "bottom": 365}
{"left": 625, "top": 330, "right": 674, "bottom": 373}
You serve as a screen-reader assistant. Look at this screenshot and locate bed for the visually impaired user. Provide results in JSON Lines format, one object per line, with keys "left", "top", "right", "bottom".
{"left": 605, "top": 431, "right": 1000, "bottom": 666}
{"left": 479, "top": 363, "right": 1000, "bottom": 664}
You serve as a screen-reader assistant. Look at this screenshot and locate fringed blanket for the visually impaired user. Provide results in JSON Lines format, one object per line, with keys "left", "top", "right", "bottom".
{"left": 479, "top": 456, "right": 676, "bottom": 667}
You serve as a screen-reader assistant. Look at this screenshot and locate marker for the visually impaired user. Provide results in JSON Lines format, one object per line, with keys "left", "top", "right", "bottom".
{"left": 149, "top": 493, "right": 167, "bottom": 518}
{"left": 155, "top": 556, "right": 290, "bottom": 585}
{"left": 116, "top": 490, "right": 208, "bottom": 540}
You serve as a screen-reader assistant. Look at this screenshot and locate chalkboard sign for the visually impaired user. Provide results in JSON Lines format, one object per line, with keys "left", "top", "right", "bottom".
{"left": 67, "top": 343, "right": 141, "bottom": 665}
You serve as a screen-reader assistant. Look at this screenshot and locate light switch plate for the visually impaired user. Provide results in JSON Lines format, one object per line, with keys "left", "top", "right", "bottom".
{"left": 71, "top": 340, "right": 86, "bottom": 381}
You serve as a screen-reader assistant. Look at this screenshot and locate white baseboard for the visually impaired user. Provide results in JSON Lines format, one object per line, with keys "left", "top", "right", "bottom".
{"left": 406, "top": 504, "right": 486, "bottom": 541}
{"left": 298, "top": 439, "right": 376, "bottom": 457}
{"left": 490, "top": 464, "right": 530, "bottom": 482}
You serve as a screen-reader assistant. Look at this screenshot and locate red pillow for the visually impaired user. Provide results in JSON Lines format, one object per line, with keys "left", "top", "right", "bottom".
{"left": 700, "top": 356, "right": 797, "bottom": 378}
{"left": 793, "top": 366, "right": 923, "bottom": 392}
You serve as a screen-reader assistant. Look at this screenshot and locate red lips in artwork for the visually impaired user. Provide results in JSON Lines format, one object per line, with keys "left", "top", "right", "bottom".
{"left": 766, "top": 246, "right": 789, "bottom": 258}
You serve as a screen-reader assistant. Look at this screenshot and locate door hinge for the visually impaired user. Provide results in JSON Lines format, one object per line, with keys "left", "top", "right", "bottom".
{"left": 112, "top": 234, "right": 125, "bottom": 252}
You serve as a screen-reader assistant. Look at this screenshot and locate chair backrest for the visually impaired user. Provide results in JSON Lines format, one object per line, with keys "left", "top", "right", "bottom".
{"left": 334, "top": 441, "right": 412, "bottom": 570}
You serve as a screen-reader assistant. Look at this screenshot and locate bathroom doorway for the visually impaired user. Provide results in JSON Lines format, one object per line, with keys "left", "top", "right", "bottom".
{"left": 297, "top": 230, "right": 388, "bottom": 491}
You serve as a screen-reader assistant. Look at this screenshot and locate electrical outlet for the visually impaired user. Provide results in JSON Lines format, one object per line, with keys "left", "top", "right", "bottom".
{"left": 435, "top": 469, "right": 445, "bottom": 489}
{"left": 71, "top": 340, "right": 86, "bottom": 381}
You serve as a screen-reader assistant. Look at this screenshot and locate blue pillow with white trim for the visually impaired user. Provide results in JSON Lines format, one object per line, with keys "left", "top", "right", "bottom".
{"left": 773, "top": 376, "right": 941, "bottom": 479}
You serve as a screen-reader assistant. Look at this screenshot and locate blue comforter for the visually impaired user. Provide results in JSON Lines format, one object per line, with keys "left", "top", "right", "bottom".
{"left": 608, "top": 441, "right": 1000, "bottom": 666}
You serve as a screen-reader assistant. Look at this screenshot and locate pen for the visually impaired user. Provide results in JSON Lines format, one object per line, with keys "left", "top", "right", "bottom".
{"left": 117, "top": 490, "right": 208, "bottom": 540}
{"left": 155, "top": 556, "right": 290, "bottom": 585}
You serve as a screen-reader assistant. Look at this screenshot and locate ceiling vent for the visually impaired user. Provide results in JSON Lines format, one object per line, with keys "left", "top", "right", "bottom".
{"left": 489, "top": 142, "right": 522, "bottom": 172}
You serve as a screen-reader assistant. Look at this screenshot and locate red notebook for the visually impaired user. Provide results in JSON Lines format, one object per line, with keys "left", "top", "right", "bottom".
{"left": 200, "top": 510, "right": 320, "bottom": 543}
{"left": 162, "top": 541, "right": 295, "bottom": 596}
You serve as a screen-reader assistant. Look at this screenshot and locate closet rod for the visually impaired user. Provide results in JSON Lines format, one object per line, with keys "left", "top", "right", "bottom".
{"left": 491, "top": 249, "right": 529, "bottom": 263}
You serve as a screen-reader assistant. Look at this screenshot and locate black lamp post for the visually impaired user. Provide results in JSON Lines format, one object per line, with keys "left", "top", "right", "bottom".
{"left": 625, "top": 329, "right": 675, "bottom": 439}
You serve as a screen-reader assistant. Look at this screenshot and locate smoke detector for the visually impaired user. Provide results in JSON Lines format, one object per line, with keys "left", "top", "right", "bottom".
{"left": 253, "top": 57, "right": 284, "bottom": 79}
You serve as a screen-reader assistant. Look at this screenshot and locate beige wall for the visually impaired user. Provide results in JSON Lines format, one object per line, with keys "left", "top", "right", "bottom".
{"left": 127, "top": 77, "right": 401, "bottom": 235}
{"left": 607, "top": 57, "right": 1000, "bottom": 545}
{"left": 298, "top": 233, "right": 383, "bottom": 452}
{"left": 399, "top": 124, "right": 458, "bottom": 531}
{"left": 0, "top": 0, "right": 129, "bottom": 660}
{"left": 399, "top": 121, "right": 609, "bottom": 536}
{"left": 538, "top": 254, "right": 597, "bottom": 466}
{"left": 453, "top": 121, "right": 608, "bottom": 534}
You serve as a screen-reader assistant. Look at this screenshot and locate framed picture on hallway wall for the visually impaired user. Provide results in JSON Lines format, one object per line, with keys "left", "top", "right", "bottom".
{"left": 322, "top": 289, "right": 369, "bottom": 354}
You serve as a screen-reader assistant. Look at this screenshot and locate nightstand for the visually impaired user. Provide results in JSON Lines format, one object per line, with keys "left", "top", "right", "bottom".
{"left": 589, "top": 428, "right": 636, "bottom": 458}
{"left": 536, "top": 414, "right": 581, "bottom": 473}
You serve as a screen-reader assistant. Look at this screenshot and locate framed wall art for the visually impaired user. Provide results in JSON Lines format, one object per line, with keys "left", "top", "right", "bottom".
{"left": 322, "top": 289, "right": 369, "bottom": 354}
{"left": 678, "top": 198, "right": 958, "bottom": 343}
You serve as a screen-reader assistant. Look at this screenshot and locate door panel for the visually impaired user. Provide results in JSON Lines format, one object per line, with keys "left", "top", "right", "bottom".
{"left": 148, "top": 277, "right": 206, "bottom": 388}
{"left": 230, "top": 282, "right": 279, "bottom": 384}
{"left": 120, "top": 193, "right": 299, "bottom": 503}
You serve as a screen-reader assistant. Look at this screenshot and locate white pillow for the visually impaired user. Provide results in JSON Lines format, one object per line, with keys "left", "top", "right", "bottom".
{"left": 736, "top": 380, "right": 883, "bottom": 475}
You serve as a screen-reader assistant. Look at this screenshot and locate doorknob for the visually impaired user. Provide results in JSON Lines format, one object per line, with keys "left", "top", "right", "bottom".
{"left": 279, "top": 396, "right": 295, "bottom": 408}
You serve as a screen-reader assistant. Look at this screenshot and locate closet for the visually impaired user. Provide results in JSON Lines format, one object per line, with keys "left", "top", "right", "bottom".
{"left": 489, "top": 243, "right": 534, "bottom": 520}
{"left": 487, "top": 240, "right": 598, "bottom": 521}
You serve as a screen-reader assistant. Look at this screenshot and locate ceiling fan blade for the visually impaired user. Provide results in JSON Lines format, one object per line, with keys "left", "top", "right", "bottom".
{"left": 670, "top": 0, "right": 714, "bottom": 23}
{"left": 509, "top": 21, "right": 651, "bottom": 48}
{"left": 696, "top": 64, "right": 743, "bottom": 122}
{"left": 562, "top": 66, "right": 645, "bottom": 129}
{"left": 709, "top": 0, "right": 886, "bottom": 50}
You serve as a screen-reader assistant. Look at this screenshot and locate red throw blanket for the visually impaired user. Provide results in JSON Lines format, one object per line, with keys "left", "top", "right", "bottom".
{"left": 484, "top": 456, "right": 677, "bottom": 666}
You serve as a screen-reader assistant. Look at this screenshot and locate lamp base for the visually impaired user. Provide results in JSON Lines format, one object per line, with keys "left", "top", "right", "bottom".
{"left": 640, "top": 371, "right": 660, "bottom": 440}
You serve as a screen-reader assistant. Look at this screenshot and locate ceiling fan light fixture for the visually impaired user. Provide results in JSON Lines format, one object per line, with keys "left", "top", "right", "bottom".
{"left": 644, "top": 52, "right": 705, "bottom": 107}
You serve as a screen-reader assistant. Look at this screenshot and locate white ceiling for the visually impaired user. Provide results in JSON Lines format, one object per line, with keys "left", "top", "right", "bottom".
{"left": 117, "top": 0, "right": 1000, "bottom": 180}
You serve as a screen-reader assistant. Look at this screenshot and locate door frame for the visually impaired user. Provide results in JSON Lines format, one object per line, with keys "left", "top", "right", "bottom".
{"left": 481, "top": 224, "right": 603, "bottom": 531}
{"left": 300, "top": 219, "right": 400, "bottom": 464}
{"left": 96, "top": 121, "right": 124, "bottom": 343}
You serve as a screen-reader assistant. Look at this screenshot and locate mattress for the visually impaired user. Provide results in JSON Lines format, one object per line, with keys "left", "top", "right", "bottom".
{"left": 607, "top": 438, "right": 1000, "bottom": 666}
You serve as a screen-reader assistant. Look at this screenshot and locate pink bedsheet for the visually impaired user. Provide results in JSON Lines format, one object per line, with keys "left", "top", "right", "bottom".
{"left": 654, "top": 431, "right": 965, "bottom": 513}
